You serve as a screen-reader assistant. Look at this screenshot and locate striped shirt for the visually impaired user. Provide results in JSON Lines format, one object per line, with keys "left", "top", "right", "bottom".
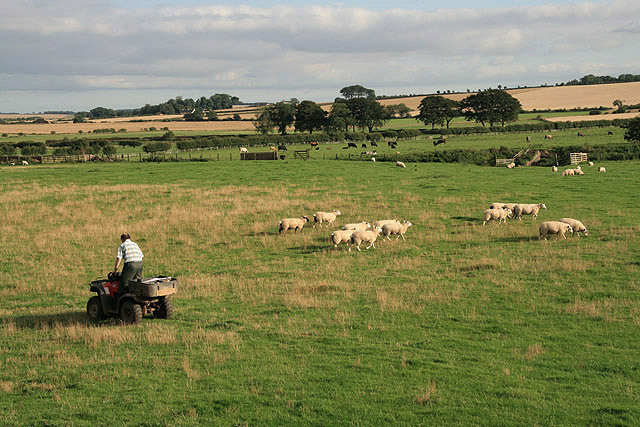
{"left": 117, "top": 239, "right": 144, "bottom": 263}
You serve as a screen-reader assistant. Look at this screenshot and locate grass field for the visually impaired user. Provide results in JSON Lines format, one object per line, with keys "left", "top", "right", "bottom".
{"left": 1, "top": 157, "right": 639, "bottom": 425}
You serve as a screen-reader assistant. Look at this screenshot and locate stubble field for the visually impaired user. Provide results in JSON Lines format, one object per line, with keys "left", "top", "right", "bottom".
{"left": 1, "top": 157, "right": 639, "bottom": 425}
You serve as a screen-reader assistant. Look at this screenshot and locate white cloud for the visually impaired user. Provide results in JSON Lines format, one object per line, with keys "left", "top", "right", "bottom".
{"left": 1, "top": 0, "right": 640, "bottom": 110}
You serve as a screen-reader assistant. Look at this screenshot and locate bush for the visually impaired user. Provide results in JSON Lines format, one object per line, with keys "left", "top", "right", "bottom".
{"left": 142, "top": 141, "right": 171, "bottom": 153}
{"left": 0, "top": 143, "right": 16, "bottom": 156}
{"left": 21, "top": 143, "right": 47, "bottom": 156}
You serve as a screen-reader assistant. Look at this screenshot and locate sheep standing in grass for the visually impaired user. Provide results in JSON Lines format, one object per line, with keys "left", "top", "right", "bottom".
{"left": 552, "top": 166, "right": 558, "bottom": 173}
{"left": 396, "top": 161, "right": 406, "bottom": 168}
{"left": 330, "top": 230, "right": 354, "bottom": 249}
{"left": 239, "top": 147, "right": 248, "bottom": 153}
{"left": 279, "top": 216, "right": 310, "bottom": 234}
{"left": 21, "top": 160, "right": 28, "bottom": 166}
{"left": 313, "top": 210, "right": 342, "bottom": 228}
{"left": 588, "top": 161, "right": 594, "bottom": 167}
{"left": 482, "top": 208, "right": 512, "bottom": 225}
{"left": 489, "top": 203, "right": 517, "bottom": 212}
{"left": 575, "top": 169, "right": 584, "bottom": 176}
{"left": 539, "top": 221, "right": 573, "bottom": 240}
{"left": 513, "top": 203, "right": 546, "bottom": 220}
{"left": 562, "top": 169, "right": 575, "bottom": 176}
{"left": 507, "top": 162, "right": 516, "bottom": 169}
{"left": 382, "top": 221, "right": 413, "bottom": 240}
{"left": 599, "top": 166, "right": 606, "bottom": 173}
{"left": 373, "top": 219, "right": 398, "bottom": 228}
{"left": 371, "top": 157, "right": 376, "bottom": 162}
{"left": 559, "top": 218, "right": 588, "bottom": 237}
{"left": 342, "top": 222, "right": 371, "bottom": 232}
{"left": 350, "top": 227, "right": 383, "bottom": 251}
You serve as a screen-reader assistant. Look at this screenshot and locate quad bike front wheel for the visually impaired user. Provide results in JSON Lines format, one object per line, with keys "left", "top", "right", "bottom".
{"left": 120, "top": 300, "right": 142, "bottom": 325}
{"left": 87, "top": 296, "right": 104, "bottom": 320}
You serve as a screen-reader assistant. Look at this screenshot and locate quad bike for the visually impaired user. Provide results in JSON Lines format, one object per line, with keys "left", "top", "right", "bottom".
{"left": 87, "top": 272, "right": 177, "bottom": 325}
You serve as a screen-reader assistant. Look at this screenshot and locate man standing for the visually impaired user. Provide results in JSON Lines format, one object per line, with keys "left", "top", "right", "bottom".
{"left": 113, "top": 233, "right": 144, "bottom": 291}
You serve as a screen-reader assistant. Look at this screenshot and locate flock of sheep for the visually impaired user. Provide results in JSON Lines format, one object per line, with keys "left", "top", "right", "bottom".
{"left": 552, "top": 162, "right": 606, "bottom": 175}
{"left": 278, "top": 210, "right": 412, "bottom": 252}
{"left": 483, "top": 202, "right": 588, "bottom": 240}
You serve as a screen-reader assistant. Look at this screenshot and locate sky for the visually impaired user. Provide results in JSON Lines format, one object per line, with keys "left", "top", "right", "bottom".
{"left": 1, "top": 0, "right": 639, "bottom": 112}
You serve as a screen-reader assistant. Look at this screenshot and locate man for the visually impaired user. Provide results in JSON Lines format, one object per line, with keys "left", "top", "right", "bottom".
{"left": 113, "top": 233, "right": 144, "bottom": 292}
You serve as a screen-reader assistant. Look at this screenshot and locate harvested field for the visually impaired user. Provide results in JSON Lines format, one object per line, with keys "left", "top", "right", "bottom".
{"left": 546, "top": 112, "right": 640, "bottom": 122}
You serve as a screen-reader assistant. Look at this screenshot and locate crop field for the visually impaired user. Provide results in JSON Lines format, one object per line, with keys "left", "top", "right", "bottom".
{"left": 1, "top": 153, "right": 639, "bottom": 425}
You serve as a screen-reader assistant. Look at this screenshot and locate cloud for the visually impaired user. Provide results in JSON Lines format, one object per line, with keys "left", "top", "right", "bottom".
{"left": 1, "top": 0, "right": 640, "bottom": 110}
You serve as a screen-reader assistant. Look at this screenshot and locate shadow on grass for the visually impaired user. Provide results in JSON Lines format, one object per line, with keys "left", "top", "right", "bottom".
{"left": 286, "top": 244, "right": 330, "bottom": 254}
{"left": 492, "top": 236, "right": 538, "bottom": 243}
{"left": 451, "top": 216, "right": 479, "bottom": 224}
{"left": 9, "top": 311, "right": 92, "bottom": 329}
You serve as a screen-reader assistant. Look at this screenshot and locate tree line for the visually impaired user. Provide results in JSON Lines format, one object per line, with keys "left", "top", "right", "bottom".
{"left": 564, "top": 73, "right": 640, "bottom": 86}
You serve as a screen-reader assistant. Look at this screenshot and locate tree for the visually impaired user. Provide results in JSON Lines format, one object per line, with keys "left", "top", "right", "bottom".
{"left": 346, "top": 97, "right": 386, "bottom": 132}
{"left": 183, "top": 108, "right": 205, "bottom": 121}
{"left": 460, "top": 89, "right": 521, "bottom": 127}
{"left": 613, "top": 99, "right": 626, "bottom": 113}
{"left": 340, "top": 85, "right": 376, "bottom": 100}
{"left": 384, "top": 103, "right": 412, "bottom": 119}
{"left": 207, "top": 110, "right": 219, "bottom": 121}
{"left": 624, "top": 117, "right": 640, "bottom": 144}
{"left": 0, "top": 143, "right": 16, "bottom": 156}
{"left": 295, "top": 100, "right": 327, "bottom": 134}
{"left": 102, "top": 144, "right": 117, "bottom": 157}
{"left": 254, "top": 101, "right": 296, "bottom": 135}
{"left": 254, "top": 107, "right": 275, "bottom": 134}
{"left": 326, "top": 101, "right": 355, "bottom": 132}
{"left": 417, "top": 96, "right": 460, "bottom": 129}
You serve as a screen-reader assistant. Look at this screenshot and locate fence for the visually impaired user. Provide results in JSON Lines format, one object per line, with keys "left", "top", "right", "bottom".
{"left": 570, "top": 152, "right": 588, "bottom": 165}
{"left": 240, "top": 151, "right": 277, "bottom": 160}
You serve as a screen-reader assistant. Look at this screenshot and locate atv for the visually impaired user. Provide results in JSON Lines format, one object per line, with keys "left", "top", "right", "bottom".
{"left": 87, "top": 272, "right": 177, "bottom": 325}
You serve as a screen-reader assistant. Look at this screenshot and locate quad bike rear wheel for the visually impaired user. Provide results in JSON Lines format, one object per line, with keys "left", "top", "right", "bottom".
{"left": 87, "top": 296, "right": 104, "bottom": 320}
{"left": 120, "top": 300, "right": 142, "bottom": 325}
{"left": 154, "top": 297, "right": 173, "bottom": 319}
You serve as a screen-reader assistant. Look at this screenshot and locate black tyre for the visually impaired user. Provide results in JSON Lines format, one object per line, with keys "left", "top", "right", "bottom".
{"left": 155, "top": 297, "right": 174, "bottom": 319}
{"left": 86, "top": 296, "right": 104, "bottom": 320}
{"left": 120, "top": 300, "right": 142, "bottom": 325}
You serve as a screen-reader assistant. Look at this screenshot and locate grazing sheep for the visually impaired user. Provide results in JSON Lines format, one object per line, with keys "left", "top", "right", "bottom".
{"left": 396, "top": 161, "right": 406, "bottom": 168}
{"left": 562, "top": 169, "right": 575, "bottom": 176}
{"left": 21, "top": 160, "right": 28, "bottom": 165}
{"left": 371, "top": 157, "right": 376, "bottom": 162}
{"left": 239, "top": 147, "right": 248, "bottom": 153}
{"left": 575, "top": 165, "right": 581, "bottom": 170}
{"left": 382, "top": 221, "right": 413, "bottom": 241}
{"left": 513, "top": 203, "right": 546, "bottom": 220}
{"left": 539, "top": 221, "right": 573, "bottom": 240}
{"left": 559, "top": 218, "right": 588, "bottom": 237}
{"left": 373, "top": 219, "right": 398, "bottom": 228}
{"left": 342, "top": 222, "right": 371, "bottom": 232}
{"left": 10, "top": 162, "right": 15, "bottom": 166}
{"left": 588, "top": 161, "right": 594, "bottom": 167}
{"left": 330, "top": 229, "right": 354, "bottom": 249}
{"left": 552, "top": 166, "right": 558, "bottom": 173}
{"left": 350, "top": 227, "right": 383, "bottom": 251}
{"left": 507, "top": 162, "right": 516, "bottom": 169}
{"left": 575, "top": 169, "right": 584, "bottom": 176}
{"left": 313, "top": 210, "right": 342, "bottom": 228}
{"left": 279, "top": 216, "right": 310, "bottom": 234}
{"left": 482, "top": 208, "right": 512, "bottom": 225}
{"left": 544, "top": 134, "right": 553, "bottom": 139}
{"left": 598, "top": 166, "right": 606, "bottom": 173}
{"left": 365, "top": 151, "right": 377, "bottom": 155}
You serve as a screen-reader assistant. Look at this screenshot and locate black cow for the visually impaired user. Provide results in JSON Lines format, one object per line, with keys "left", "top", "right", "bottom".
{"left": 278, "top": 145, "right": 287, "bottom": 151}
{"left": 361, "top": 143, "right": 367, "bottom": 149}
{"left": 433, "top": 139, "right": 446, "bottom": 146}
{"left": 279, "top": 155, "right": 286, "bottom": 160}
{"left": 371, "top": 141, "right": 378, "bottom": 147}
{"left": 347, "top": 142, "right": 357, "bottom": 148}
{"left": 608, "top": 131, "right": 614, "bottom": 135}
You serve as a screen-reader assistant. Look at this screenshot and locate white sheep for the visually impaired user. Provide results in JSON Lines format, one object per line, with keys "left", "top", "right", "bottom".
{"left": 279, "top": 216, "right": 310, "bottom": 234}
{"left": 507, "top": 162, "right": 516, "bottom": 169}
{"left": 513, "top": 203, "right": 546, "bottom": 220}
{"left": 576, "top": 165, "right": 582, "bottom": 170}
{"left": 21, "top": 160, "right": 28, "bottom": 166}
{"left": 10, "top": 162, "right": 15, "bottom": 166}
{"left": 330, "top": 229, "right": 354, "bottom": 249}
{"left": 552, "top": 166, "right": 558, "bottom": 173}
{"left": 342, "top": 222, "right": 371, "bottom": 232}
{"left": 350, "top": 227, "right": 383, "bottom": 251}
{"left": 396, "top": 161, "right": 406, "bottom": 168}
{"left": 575, "top": 169, "right": 584, "bottom": 175}
{"left": 539, "top": 221, "right": 573, "bottom": 240}
{"left": 588, "top": 161, "right": 594, "bottom": 167}
{"left": 239, "top": 147, "right": 248, "bottom": 153}
{"left": 371, "top": 157, "right": 376, "bottom": 162}
{"left": 561, "top": 169, "right": 575, "bottom": 176}
{"left": 382, "top": 221, "right": 413, "bottom": 241}
{"left": 313, "top": 210, "right": 342, "bottom": 228}
{"left": 559, "top": 218, "right": 588, "bottom": 237}
{"left": 372, "top": 219, "right": 398, "bottom": 229}
{"left": 482, "top": 208, "right": 512, "bottom": 225}
{"left": 598, "top": 166, "right": 606, "bottom": 173}
{"left": 489, "top": 203, "right": 517, "bottom": 212}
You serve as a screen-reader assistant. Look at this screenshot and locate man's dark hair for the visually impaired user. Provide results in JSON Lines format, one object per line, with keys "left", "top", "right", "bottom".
{"left": 120, "top": 233, "right": 131, "bottom": 240}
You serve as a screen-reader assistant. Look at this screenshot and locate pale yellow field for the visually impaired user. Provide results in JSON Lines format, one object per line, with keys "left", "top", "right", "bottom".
{"left": 546, "top": 111, "right": 640, "bottom": 122}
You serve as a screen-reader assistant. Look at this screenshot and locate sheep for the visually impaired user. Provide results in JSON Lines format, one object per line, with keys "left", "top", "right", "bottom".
{"left": 575, "top": 165, "right": 581, "bottom": 170}
{"left": 382, "top": 221, "right": 413, "bottom": 241}
{"left": 21, "top": 160, "right": 28, "bottom": 165}
{"left": 279, "top": 216, "right": 310, "bottom": 234}
{"left": 575, "top": 169, "right": 584, "bottom": 176}
{"left": 239, "top": 147, "right": 248, "bottom": 153}
{"left": 598, "top": 166, "right": 606, "bottom": 173}
{"left": 513, "top": 203, "right": 546, "bottom": 220}
{"left": 342, "top": 222, "right": 371, "bottom": 232}
{"left": 10, "top": 162, "right": 15, "bottom": 166}
{"left": 559, "top": 218, "right": 588, "bottom": 237}
{"left": 365, "top": 151, "right": 377, "bottom": 155}
{"left": 539, "top": 221, "right": 573, "bottom": 240}
{"left": 507, "top": 162, "right": 516, "bottom": 169}
{"left": 588, "top": 161, "right": 594, "bottom": 167}
{"left": 313, "top": 210, "right": 342, "bottom": 228}
{"left": 482, "top": 208, "right": 512, "bottom": 225}
{"left": 373, "top": 219, "right": 399, "bottom": 228}
{"left": 396, "top": 161, "right": 406, "bottom": 168}
{"left": 350, "top": 227, "right": 383, "bottom": 251}
{"left": 552, "top": 166, "right": 558, "bottom": 172}
{"left": 371, "top": 157, "right": 376, "bottom": 162}
{"left": 561, "top": 169, "right": 575, "bottom": 176}
{"left": 488, "top": 203, "right": 517, "bottom": 213}
{"left": 330, "top": 229, "right": 354, "bottom": 249}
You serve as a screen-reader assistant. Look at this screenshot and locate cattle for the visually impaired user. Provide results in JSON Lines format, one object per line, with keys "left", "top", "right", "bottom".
{"left": 608, "top": 131, "right": 614, "bottom": 136}
{"left": 22, "top": 160, "right": 28, "bottom": 165}
{"left": 370, "top": 141, "right": 378, "bottom": 147}
{"left": 544, "top": 134, "right": 553, "bottom": 140}
{"left": 347, "top": 142, "right": 357, "bottom": 148}
{"left": 278, "top": 145, "right": 287, "bottom": 151}
{"left": 239, "top": 147, "right": 248, "bottom": 153}
{"left": 269, "top": 146, "right": 277, "bottom": 151}
{"left": 388, "top": 141, "right": 397, "bottom": 149}
{"left": 577, "top": 132, "right": 585, "bottom": 137}
{"left": 361, "top": 143, "right": 367, "bottom": 149}
{"left": 310, "top": 141, "right": 319, "bottom": 147}
{"left": 279, "top": 155, "right": 286, "bottom": 160}
{"left": 433, "top": 139, "right": 446, "bottom": 146}
{"left": 526, "top": 136, "right": 531, "bottom": 143}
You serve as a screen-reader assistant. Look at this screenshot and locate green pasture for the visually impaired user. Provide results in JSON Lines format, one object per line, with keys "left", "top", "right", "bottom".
{"left": 1, "top": 158, "right": 639, "bottom": 425}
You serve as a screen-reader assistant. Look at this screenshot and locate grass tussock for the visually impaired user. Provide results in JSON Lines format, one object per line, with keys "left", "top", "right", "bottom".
{"left": 415, "top": 381, "right": 438, "bottom": 405}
